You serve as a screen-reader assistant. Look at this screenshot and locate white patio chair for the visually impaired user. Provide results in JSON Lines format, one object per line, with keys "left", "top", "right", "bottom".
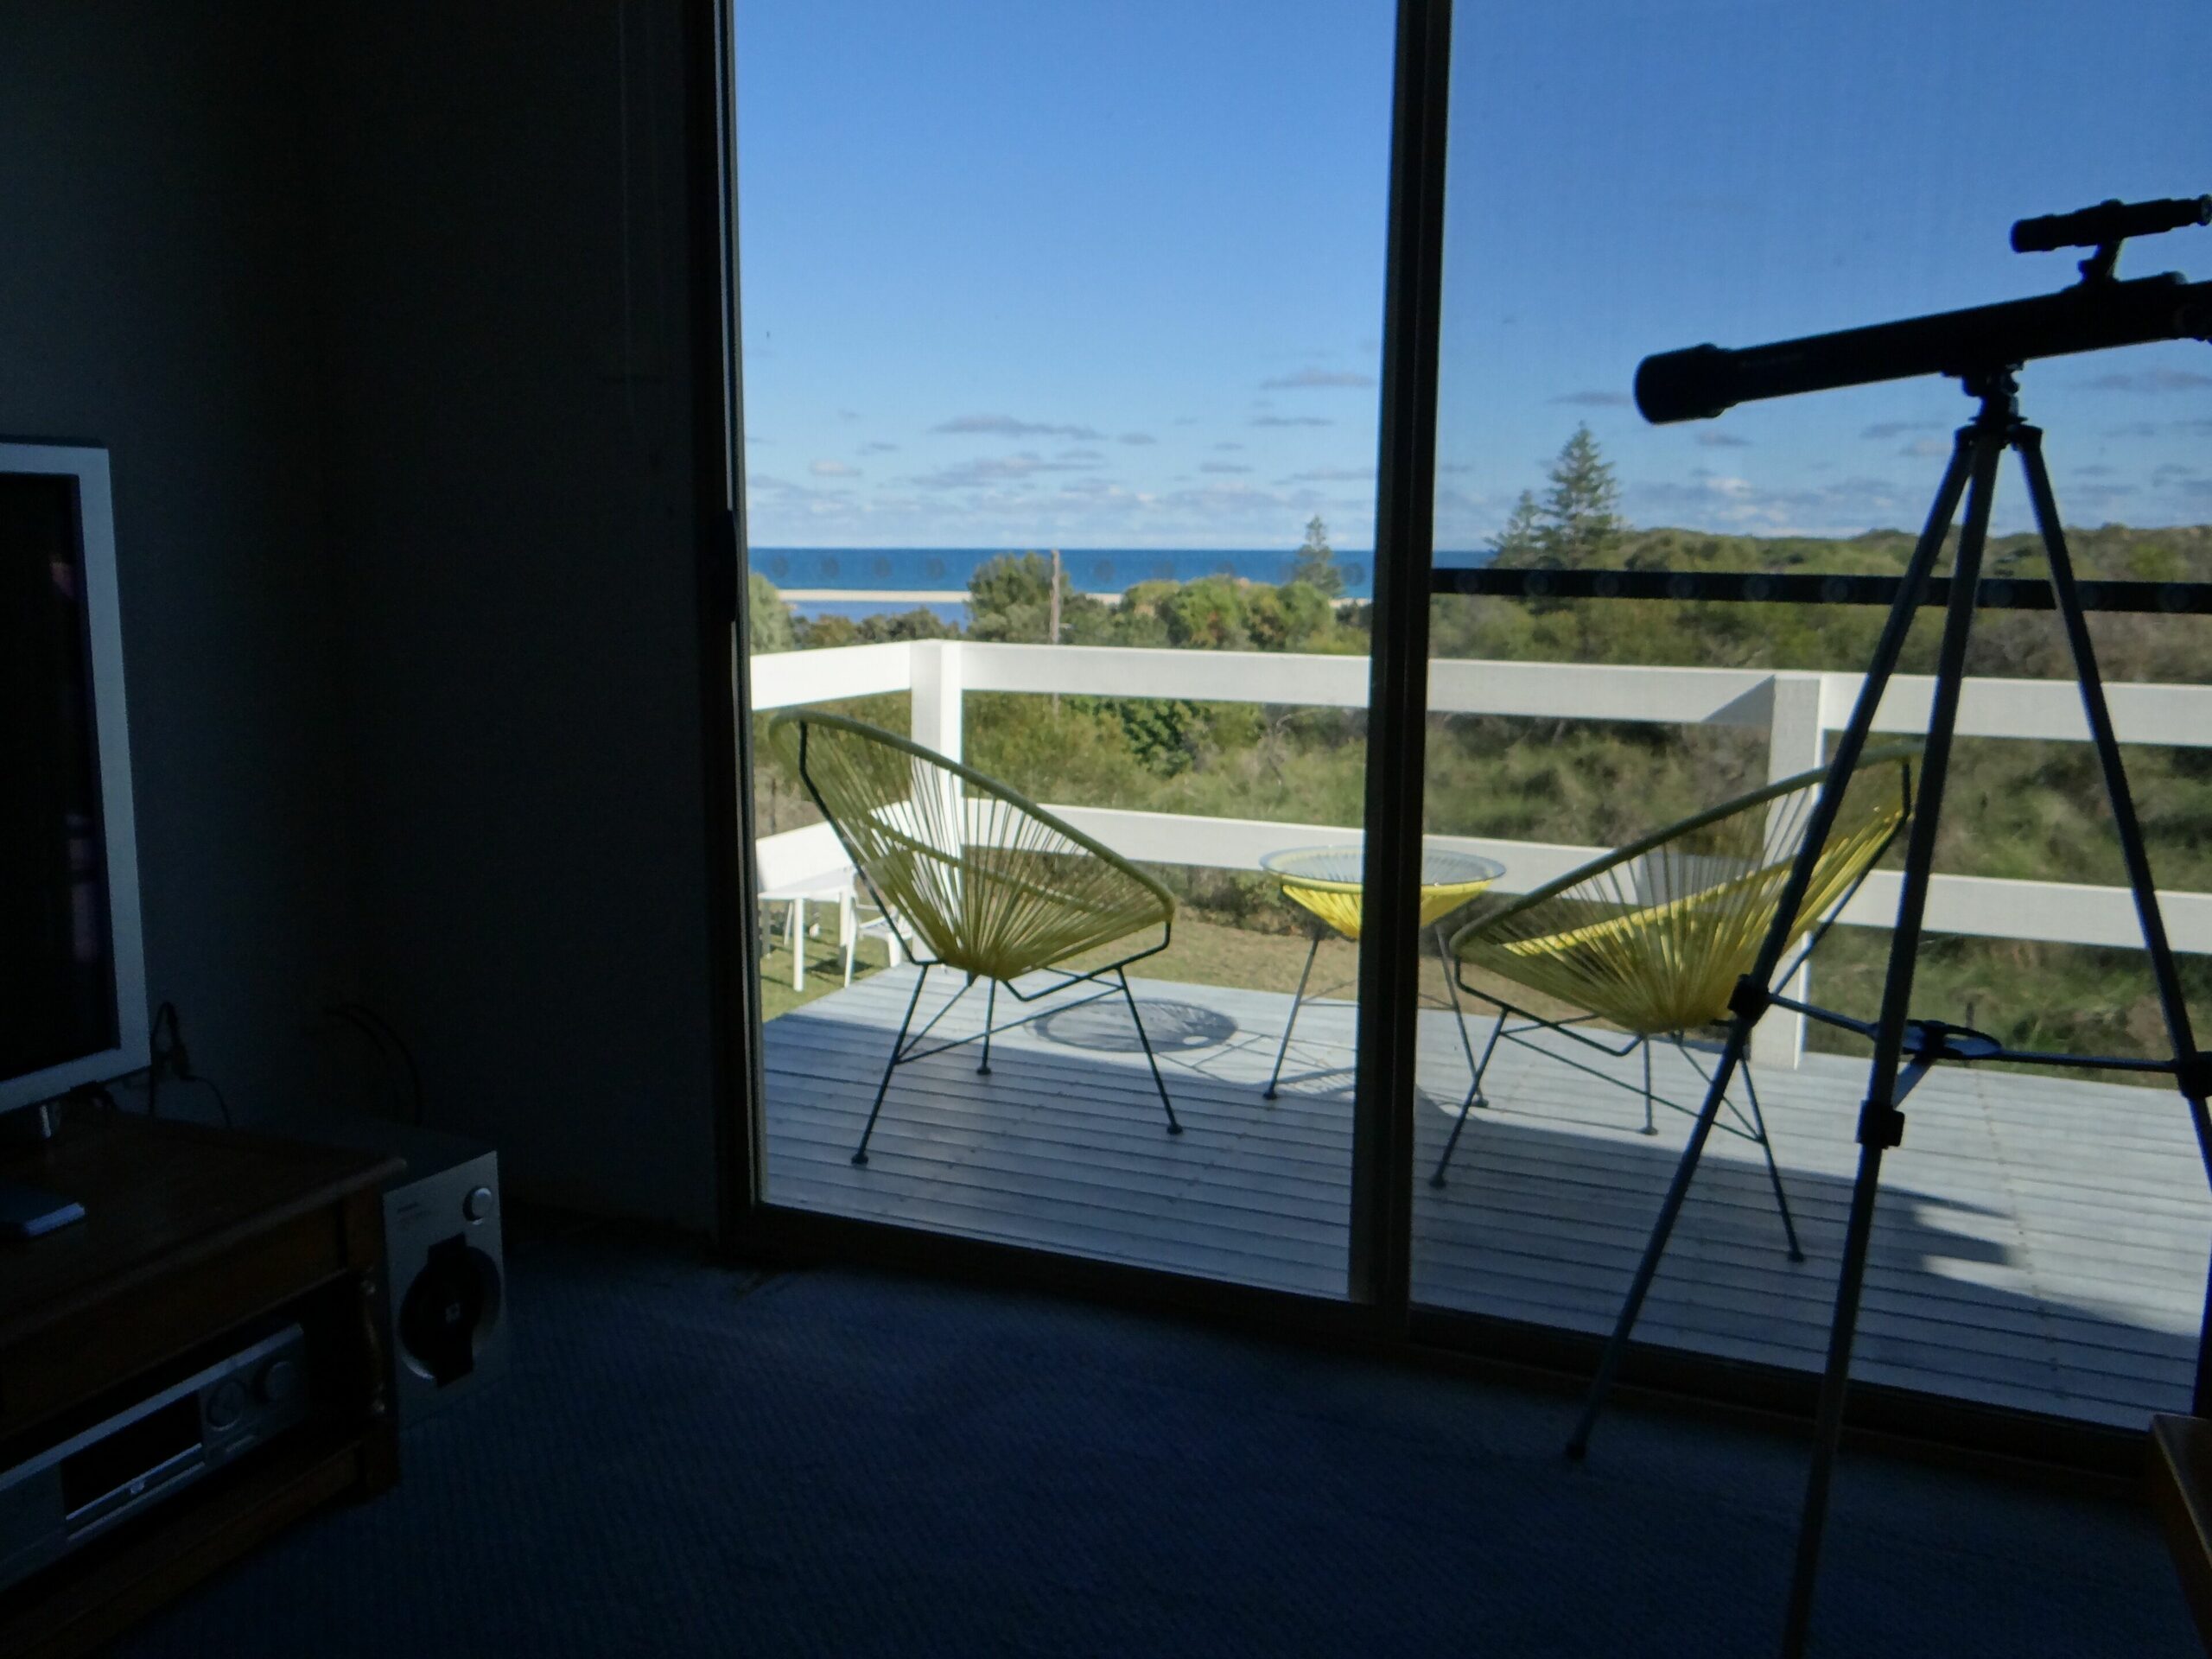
{"left": 757, "top": 820, "right": 904, "bottom": 990}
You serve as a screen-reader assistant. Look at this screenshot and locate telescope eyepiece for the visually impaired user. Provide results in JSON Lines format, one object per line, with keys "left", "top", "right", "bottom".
{"left": 2011, "top": 194, "right": 2210, "bottom": 255}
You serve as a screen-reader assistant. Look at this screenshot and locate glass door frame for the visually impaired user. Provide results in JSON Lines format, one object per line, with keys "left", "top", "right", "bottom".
{"left": 690, "top": 0, "right": 2166, "bottom": 1480}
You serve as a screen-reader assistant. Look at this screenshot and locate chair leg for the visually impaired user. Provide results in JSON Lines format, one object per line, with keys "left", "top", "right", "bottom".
{"left": 1738, "top": 1058, "right": 1806, "bottom": 1262}
{"left": 853, "top": 964, "right": 930, "bottom": 1166}
{"left": 1435, "top": 925, "right": 1486, "bottom": 1088}
{"left": 1640, "top": 1038, "right": 1658, "bottom": 1135}
{"left": 1264, "top": 935, "right": 1322, "bottom": 1100}
{"left": 789, "top": 898, "right": 805, "bottom": 992}
{"left": 978, "top": 978, "right": 997, "bottom": 1075}
{"left": 1117, "top": 968, "right": 1181, "bottom": 1135}
{"left": 1429, "top": 1004, "right": 1509, "bottom": 1188}
{"left": 841, "top": 892, "right": 857, "bottom": 988}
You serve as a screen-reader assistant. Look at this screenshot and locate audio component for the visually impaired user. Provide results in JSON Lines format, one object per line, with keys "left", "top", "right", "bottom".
{"left": 295, "top": 1121, "right": 507, "bottom": 1424}
{"left": 0, "top": 1325, "right": 309, "bottom": 1592}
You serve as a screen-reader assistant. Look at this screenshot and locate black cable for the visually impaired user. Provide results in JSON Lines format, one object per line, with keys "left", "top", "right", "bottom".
{"left": 343, "top": 1004, "right": 425, "bottom": 1126}
{"left": 134, "top": 1001, "right": 237, "bottom": 1128}
{"left": 190, "top": 1076, "right": 234, "bottom": 1129}
{"left": 323, "top": 1002, "right": 426, "bottom": 1126}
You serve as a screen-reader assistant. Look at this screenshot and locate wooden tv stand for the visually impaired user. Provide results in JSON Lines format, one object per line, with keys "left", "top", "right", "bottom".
{"left": 0, "top": 1109, "right": 403, "bottom": 1657}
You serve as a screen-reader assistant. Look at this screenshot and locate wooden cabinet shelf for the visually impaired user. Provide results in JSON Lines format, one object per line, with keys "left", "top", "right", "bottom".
{"left": 0, "top": 1111, "right": 401, "bottom": 1658}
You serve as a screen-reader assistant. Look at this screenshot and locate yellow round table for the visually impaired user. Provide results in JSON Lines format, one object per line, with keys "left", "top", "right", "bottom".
{"left": 1259, "top": 845, "right": 1504, "bottom": 1098}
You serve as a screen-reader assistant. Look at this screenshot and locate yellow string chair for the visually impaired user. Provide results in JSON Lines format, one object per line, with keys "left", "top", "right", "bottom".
{"left": 770, "top": 710, "right": 1182, "bottom": 1166}
{"left": 1433, "top": 744, "right": 1917, "bottom": 1260}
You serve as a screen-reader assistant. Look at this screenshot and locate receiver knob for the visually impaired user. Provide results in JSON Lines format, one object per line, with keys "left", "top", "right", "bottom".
{"left": 206, "top": 1377, "right": 248, "bottom": 1429}
{"left": 257, "top": 1357, "right": 302, "bottom": 1406}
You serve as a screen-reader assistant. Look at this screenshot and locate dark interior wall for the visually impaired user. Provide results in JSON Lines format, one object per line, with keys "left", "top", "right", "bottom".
{"left": 309, "top": 3, "right": 720, "bottom": 1229}
{"left": 0, "top": 2, "right": 722, "bottom": 1229}
{"left": 0, "top": 2, "right": 358, "bottom": 1121}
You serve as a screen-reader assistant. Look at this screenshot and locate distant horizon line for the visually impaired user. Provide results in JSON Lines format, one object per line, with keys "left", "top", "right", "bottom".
{"left": 748, "top": 520, "right": 2212, "bottom": 556}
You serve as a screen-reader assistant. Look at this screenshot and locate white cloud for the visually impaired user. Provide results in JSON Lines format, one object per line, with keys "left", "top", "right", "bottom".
{"left": 809, "top": 459, "right": 860, "bottom": 478}
{"left": 933, "top": 413, "right": 1104, "bottom": 440}
{"left": 1260, "top": 367, "right": 1375, "bottom": 391}
{"left": 907, "top": 451, "right": 1103, "bottom": 490}
{"left": 2082, "top": 367, "right": 2212, "bottom": 393}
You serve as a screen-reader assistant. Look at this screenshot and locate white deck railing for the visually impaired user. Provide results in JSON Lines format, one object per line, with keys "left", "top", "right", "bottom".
{"left": 750, "top": 639, "right": 2212, "bottom": 1068}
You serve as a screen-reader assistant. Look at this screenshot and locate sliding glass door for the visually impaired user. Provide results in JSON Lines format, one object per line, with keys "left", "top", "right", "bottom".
{"left": 728, "top": 0, "right": 1402, "bottom": 1297}
{"left": 1408, "top": 0, "right": 2212, "bottom": 1431}
{"left": 719, "top": 0, "right": 2212, "bottom": 1446}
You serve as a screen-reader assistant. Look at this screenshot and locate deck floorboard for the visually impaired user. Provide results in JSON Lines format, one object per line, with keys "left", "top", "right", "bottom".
{"left": 762, "top": 966, "right": 2210, "bottom": 1426}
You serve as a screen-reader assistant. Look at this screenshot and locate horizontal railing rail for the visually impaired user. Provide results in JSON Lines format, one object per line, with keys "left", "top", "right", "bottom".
{"left": 749, "top": 638, "right": 2212, "bottom": 1065}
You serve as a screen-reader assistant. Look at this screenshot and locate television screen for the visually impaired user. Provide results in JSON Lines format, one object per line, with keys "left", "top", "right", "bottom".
{"left": 0, "top": 471, "right": 118, "bottom": 1085}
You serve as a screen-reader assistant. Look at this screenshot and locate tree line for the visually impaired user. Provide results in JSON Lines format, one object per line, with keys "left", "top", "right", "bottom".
{"left": 747, "top": 429, "right": 2210, "bottom": 1073}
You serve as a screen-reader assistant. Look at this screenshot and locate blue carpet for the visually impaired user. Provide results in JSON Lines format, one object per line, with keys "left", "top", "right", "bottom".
{"left": 119, "top": 1226, "right": 2190, "bottom": 1657}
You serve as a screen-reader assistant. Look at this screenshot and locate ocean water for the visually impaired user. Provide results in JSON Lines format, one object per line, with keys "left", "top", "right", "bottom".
{"left": 750, "top": 546, "right": 1376, "bottom": 613}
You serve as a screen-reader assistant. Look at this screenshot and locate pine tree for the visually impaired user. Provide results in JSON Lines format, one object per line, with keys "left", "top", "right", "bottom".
{"left": 1537, "top": 423, "right": 1624, "bottom": 567}
{"left": 1491, "top": 491, "right": 1547, "bottom": 561}
{"left": 1287, "top": 514, "right": 1343, "bottom": 596}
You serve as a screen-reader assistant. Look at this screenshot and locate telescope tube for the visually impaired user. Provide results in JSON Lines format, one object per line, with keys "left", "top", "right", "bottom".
{"left": 1636, "top": 271, "right": 2212, "bottom": 424}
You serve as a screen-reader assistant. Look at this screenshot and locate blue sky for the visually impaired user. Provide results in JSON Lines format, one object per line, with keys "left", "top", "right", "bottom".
{"left": 734, "top": 0, "right": 2210, "bottom": 553}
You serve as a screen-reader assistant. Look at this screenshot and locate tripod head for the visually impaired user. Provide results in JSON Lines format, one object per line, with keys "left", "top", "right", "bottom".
{"left": 1636, "top": 193, "right": 2212, "bottom": 423}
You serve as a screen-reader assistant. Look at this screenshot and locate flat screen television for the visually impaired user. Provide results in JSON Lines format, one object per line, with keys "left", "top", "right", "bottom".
{"left": 0, "top": 442, "right": 148, "bottom": 1125}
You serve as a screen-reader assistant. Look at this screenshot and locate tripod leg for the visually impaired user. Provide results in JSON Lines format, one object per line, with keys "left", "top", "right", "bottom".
{"left": 2018, "top": 435, "right": 2209, "bottom": 1144}
{"left": 1781, "top": 393, "right": 2007, "bottom": 1659}
{"left": 854, "top": 964, "right": 930, "bottom": 1166}
{"left": 1430, "top": 1002, "right": 1508, "bottom": 1188}
{"left": 1565, "top": 1039, "right": 1740, "bottom": 1460}
{"left": 1778, "top": 1140, "right": 1888, "bottom": 1656}
{"left": 1264, "top": 935, "right": 1322, "bottom": 1100}
{"left": 1566, "top": 423, "right": 1979, "bottom": 1466}
{"left": 2018, "top": 427, "right": 2212, "bottom": 1415}
{"left": 1737, "top": 1057, "right": 1804, "bottom": 1263}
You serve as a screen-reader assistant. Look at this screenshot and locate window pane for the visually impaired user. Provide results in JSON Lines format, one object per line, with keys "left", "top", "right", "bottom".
{"left": 1412, "top": 0, "right": 2212, "bottom": 1427}
{"left": 735, "top": 0, "right": 1397, "bottom": 1296}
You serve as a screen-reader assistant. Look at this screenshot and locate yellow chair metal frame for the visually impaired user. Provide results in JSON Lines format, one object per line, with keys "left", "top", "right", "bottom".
{"left": 1433, "top": 745, "right": 1917, "bottom": 1259}
{"left": 771, "top": 711, "right": 1182, "bottom": 1165}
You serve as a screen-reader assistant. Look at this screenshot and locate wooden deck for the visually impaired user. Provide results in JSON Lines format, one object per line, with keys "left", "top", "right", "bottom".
{"left": 762, "top": 965, "right": 2212, "bottom": 1428}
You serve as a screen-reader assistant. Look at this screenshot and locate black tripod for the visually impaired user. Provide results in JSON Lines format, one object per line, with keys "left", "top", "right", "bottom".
{"left": 1559, "top": 369, "right": 2212, "bottom": 1657}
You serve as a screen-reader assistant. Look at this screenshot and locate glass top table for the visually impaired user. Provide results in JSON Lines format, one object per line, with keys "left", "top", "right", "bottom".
{"left": 1256, "top": 843, "right": 1506, "bottom": 1097}
{"left": 1260, "top": 844, "right": 1506, "bottom": 941}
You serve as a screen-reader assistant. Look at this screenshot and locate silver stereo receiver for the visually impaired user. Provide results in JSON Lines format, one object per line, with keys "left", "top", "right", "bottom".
{"left": 0, "top": 1324, "right": 311, "bottom": 1592}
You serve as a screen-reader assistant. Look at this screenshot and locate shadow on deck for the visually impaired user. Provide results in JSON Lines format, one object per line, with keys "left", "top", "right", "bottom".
{"left": 761, "top": 965, "right": 2210, "bottom": 1428}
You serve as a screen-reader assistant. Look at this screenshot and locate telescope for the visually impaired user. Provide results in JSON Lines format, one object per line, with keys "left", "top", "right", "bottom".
{"left": 1636, "top": 194, "right": 2212, "bottom": 423}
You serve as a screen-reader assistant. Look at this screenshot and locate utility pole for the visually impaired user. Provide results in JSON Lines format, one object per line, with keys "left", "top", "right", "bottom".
{"left": 1048, "top": 548, "right": 1063, "bottom": 715}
